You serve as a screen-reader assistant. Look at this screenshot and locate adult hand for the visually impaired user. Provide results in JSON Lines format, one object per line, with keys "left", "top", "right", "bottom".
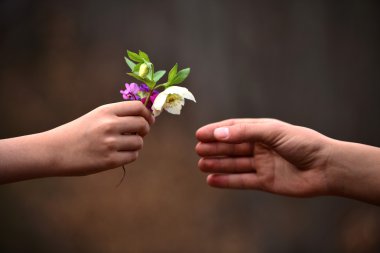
{"left": 195, "top": 119, "right": 333, "bottom": 197}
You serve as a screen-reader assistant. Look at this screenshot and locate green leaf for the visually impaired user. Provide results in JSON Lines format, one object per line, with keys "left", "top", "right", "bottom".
{"left": 127, "top": 72, "right": 145, "bottom": 82}
{"left": 124, "top": 57, "right": 136, "bottom": 71}
{"left": 153, "top": 70, "right": 166, "bottom": 82}
{"left": 155, "top": 83, "right": 168, "bottom": 89}
{"left": 171, "top": 68, "right": 190, "bottom": 85}
{"left": 139, "top": 50, "right": 150, "bottom": 62}
{"left": 127, "top": 73, "right": 155, "bottom": 88}
{"left": 145, "top": 79, "right": 156, "bottom": 88}
{"left": 127, "top": 50, "right": 144, "bottom": 63}
{"left": 133, "top": 63, "right": 142, "bottom": 73}
{"left": 168, "top": 63, "right": 178, "bottom": 83}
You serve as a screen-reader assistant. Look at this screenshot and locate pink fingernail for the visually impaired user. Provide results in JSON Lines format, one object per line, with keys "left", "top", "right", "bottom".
{"left": 214, "top": 127, "right": 229, "bottom": 139}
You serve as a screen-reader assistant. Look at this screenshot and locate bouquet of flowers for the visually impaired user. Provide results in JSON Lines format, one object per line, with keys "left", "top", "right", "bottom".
{"left": 120, "top": 50, "right": 195, "bottom": 116}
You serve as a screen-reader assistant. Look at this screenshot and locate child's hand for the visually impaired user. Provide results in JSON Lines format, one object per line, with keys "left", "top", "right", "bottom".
{"left": 47, "top": 101, "right": 154, "bottom": 176}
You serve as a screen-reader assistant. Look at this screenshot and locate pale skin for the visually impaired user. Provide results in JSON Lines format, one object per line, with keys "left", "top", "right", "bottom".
{"left": 195, "top": 118, "right": 380, "bottom": 205}
{"left": 0, "top": 101, "right": 154, "bottom": 184}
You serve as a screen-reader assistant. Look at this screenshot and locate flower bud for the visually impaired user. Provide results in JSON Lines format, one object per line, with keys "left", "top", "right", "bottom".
{"left": 139, "top": 63, "right": 149, "bottom": 78}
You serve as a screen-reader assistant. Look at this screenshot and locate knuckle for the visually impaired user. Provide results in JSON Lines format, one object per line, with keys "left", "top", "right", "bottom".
{"left": 266, "top": 121, "right": 288, "bottom": 141}
{"left": 268, "top": 121, "right": 285, "bottom": 130}
{"left": 201, "top": 158, "right": 215, "bottom": 171}
{"left": 231, "top": 143, "right": 238, "bottom": 155}
{"left": 103, "top": 136, "right": 118, "bottom": 150}
{"left": 213, "top": 143, "right": 221, "bottom": 155}
{"left": 97, "top": 103, "right": 112, "bottom": 115}
{"left": 99, "top": 118, "right": 117, "bottom": 134}
{"left": 232, "top": 159, "right": 239, "bottom": 173}
{"left": 103, "top": 154, "right": 119, "bottom": 169}
{"left": 237, "top": 123, "right": 248, "bottom": 137}
{"left": 266, "top": 118, "right": 290, "bottom": 132}
{"left": 222, "top": 119, "right": 235, "bottom": 125}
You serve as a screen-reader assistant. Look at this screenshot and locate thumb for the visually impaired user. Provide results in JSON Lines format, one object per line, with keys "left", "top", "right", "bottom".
{"left": 213, "top": 122, "right": 283, "bottom": 144}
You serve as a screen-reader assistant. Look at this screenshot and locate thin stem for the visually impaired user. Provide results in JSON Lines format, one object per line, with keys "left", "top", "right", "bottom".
{"left": 155, "top": 82, "right": 168, "bottom": 89}
{"left": 144, "top": 88, "right": 154, "bottom": 106}
{"left": 116, "top": 165, "right": 127, "bottom": 187}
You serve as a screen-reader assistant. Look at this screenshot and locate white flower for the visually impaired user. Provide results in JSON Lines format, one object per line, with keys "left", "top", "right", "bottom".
{"left": 152, "top": 86, "right": 196, "bottom": 117}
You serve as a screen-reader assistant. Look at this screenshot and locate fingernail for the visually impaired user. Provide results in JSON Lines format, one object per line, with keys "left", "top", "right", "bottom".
{"left": 214, "top": 127, "right": 229, "bottom": 139}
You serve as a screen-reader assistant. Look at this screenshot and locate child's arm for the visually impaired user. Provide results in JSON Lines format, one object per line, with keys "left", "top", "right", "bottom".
{"left": 0, "top": 101, "right": 154, "bottom": 183}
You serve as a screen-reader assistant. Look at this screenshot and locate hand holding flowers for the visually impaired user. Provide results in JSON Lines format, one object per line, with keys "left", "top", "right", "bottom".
{"left": 120, "top": 50, "right": 196, "bottom": 116}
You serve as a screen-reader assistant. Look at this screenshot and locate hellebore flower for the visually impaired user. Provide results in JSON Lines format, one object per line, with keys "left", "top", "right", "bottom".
{"left": 152, "top": 86, "right": 196, "bottom": 117}
{"left": 120, "top": 83, "right": 140, "bottom": 100}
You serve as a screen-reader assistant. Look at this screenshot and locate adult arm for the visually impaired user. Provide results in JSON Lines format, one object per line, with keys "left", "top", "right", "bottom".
{"left": 195, "top": 119, "right": 380, "bottom": 205}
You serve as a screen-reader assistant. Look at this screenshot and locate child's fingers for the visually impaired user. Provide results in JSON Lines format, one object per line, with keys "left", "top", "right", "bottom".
{"left": 114, "top": 151, "right": 139, "bottom": 166}
{"left": 118, "top": 116, "right": 150, "bottom": 136}
{"left": 116, "top": 135, "right": 144, "bottom": 151}
{"left": 108, "top": 101, "right": 154, "bottom": 125}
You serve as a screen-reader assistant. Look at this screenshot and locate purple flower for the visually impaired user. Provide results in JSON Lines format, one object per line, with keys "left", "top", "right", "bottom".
{"left": 139, "top": 83, "right": 150, "bottom": 92}
{"left": 142, "top": 90, "right": 160, "bottom": 110}
{"left": 120, "top": 83, "right": 140, "bottom": 101}
{"left": 137, "top": 83, "right": 159, "bottom": 108}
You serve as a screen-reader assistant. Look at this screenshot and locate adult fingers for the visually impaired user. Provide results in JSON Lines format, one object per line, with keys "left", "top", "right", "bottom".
{"left": 212, "top": 121, "right": 287, "bottom": 145}
{"left": 195, "top": 142, "right": 254, "bottom": 157}
{"left": 198, "top": 157, "right": 255, "bottom": 173}
{"left": 206, "top": 173, "right": 261, "bottom": 190}
{"left": 196, "top": 118, "right": 278, "bottom": 142}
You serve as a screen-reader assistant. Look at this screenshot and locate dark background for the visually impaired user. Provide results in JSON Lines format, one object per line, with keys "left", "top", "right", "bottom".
{"left": 1, "top": 0, "right": 380, "bottom": 252}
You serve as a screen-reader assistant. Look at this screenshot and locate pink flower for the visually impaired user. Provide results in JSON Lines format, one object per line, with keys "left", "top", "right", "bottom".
{"left": 142, "top": 90, "right": 159, "bottom": 110}
{"left": 120, "top": 83, "right": 140, "bottom": 100}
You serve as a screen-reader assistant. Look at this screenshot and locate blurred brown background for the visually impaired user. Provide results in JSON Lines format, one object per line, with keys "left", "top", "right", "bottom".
{"left": 1, "top": 0, "right": 380, "bottom": 252}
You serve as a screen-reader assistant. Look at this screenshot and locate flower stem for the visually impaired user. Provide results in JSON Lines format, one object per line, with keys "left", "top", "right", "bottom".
{"left": 144, "top": 88, "right": 154, "bottom": 106}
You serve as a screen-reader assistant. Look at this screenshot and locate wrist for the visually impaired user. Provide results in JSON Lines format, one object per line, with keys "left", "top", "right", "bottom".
{"left": 324, "top": 139, "right": 350, "bottom": 197}
{"left": 40, "top": 128, "right": 70, "bottom": 177}
{"left": 325, "top": 139, "right": 380, "bottom": 204}
{"left": 24, "top": 130, "right": 61, "bottom": 178}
